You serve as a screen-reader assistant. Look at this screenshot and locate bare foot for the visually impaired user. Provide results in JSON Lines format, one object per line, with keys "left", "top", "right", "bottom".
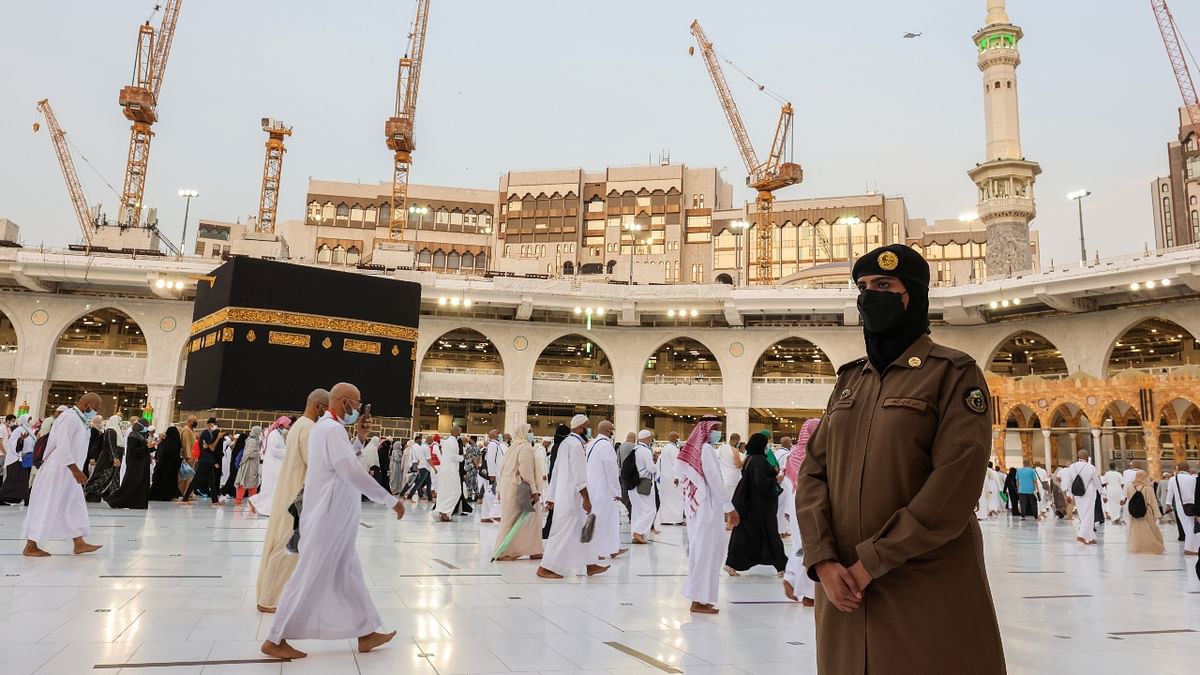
{"left": 73, "top": 541, "right": 102, "bottom": 555}
{"left": 723, "top": 565, "right": 740, "bottom": 577}
{"left": 802, "top": 597, "right": 815, "bottom": 607}
{"left": 529, "top": 554, "right": 543, "bottom": 560}
{"left": 1075, "top": 536, "right": 1087, "bottom": 544}
{"left": 690, "top": 602, "right": 719, "bottom": 614}
{"left": 256, "top": 604, "right": 277, "bottom": 614}
{"left": 632, "top": 534, "right": 647, "bottom": 545}
{"left": 783, "top": 579, "right": 798, "bottom": 601}
{"left": 1185, "top": 550, "right": 1198, "bottom": 556}
{"left": 651, "top": 528, "right": 661, "bottom": 535}
{"left": 610, "top": 548, "right": 629, "bottom": 559}
{"left": 358, "top": 631, "right": 396, "bottom": 653}
{"left": 23, "top": 542, "right": 50, "bottom": 557}
{"left": 586, "top": 564, "right": 610, "bottom": 576}
{"left": 536, "top": 567, "right": 563, "bottom": 579}
{"left": 261, "top": 640, "right": 306, "bottom": 659}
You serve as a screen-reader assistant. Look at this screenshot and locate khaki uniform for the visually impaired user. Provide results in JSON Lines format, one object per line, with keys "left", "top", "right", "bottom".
{"left": 796, "top": 334, "right": 1005, "bottom": 675}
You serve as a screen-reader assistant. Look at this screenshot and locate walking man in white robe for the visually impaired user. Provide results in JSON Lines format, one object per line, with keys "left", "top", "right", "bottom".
{"left": 657, "top": 431, "right": 685, "bottom": 525}
{"left": 262, "top": 383, "right": 405, "bottom": 660}
{"left": 782, "top": 418, "right": 818, "bottom": 605}
{"left": 774, "top": 437, "right": 793, "bottom": 536}
{"left": 1102, "top": 462, "right": 1126, "bottom": 524}
{"left": 23, "top": 393, "right": 104, "bottom": 557}
{"left": 678, "top": 416, "right": 738, "bottom": 614}
{"left": 630, "top": 429, "right": 658, "bottom": 544}
{"left": 538, "top": 414, "right": 608, "bottom": 579}
{"left": 1066, "top": 451, "right": 1102, "bottom": 545}
{"left": 481, "top": 430, "right": 504, "bottom": 523}
{"left": 434, "top": 426, "right": 462, "bottom": 522}
{"left": 1166, "top": 463, "right": 1198, "bottom": 555}
{"left": 585, "top": 421, "right": 624, "bottom": 560}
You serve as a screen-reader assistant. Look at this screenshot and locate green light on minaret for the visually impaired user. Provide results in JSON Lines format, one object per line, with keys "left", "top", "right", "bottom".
{"left": 978, "top": 32, "right": 1018, "bottom": 53}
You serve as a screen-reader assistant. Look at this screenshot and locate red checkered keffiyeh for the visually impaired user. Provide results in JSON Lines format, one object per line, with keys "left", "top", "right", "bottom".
{"left": 785, "top": 418, "right": 820, "bottom": 487}
{"left": 677, "top": 415, "right": 722, "bottom": 519}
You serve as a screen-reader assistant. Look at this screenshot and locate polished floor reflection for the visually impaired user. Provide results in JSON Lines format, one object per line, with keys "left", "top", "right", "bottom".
{"left": 0, "top": 501, "right": 1197, "bottom": 674}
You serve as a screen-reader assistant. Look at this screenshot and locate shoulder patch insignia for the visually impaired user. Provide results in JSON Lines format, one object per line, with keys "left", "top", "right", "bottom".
{"left": 964, "top": 387, "right": 988, "bottom": 415}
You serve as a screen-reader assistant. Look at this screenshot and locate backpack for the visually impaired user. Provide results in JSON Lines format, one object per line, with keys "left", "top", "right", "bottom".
{"left": 31, "top": 434, "right": 50, "bottom": 468}
{"left": 1071, "top": 472, "right": 1086, "bottom": 497}
{"left": 1127, "top": 489, "right": 1147, "bottom": 519}
{"left": 620, "top": 447, "right": 640, "bottom": 491}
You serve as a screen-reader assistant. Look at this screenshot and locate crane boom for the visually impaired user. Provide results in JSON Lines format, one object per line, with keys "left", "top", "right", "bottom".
{"left": 34, "top": 99, "right": 95, "bottom": 248}
{"left": 1152, "top": 0, "right": 1200, "bottom": 132}
{"left": 690, "top": 20, "right": 760, "bottom": 176}
{"left": 257, "top": 119, "right": 293, "bottom": 234}
{"left": 385, "top": 0, "right": 432, "bottom": 240}
{"left": 117, "top": 0, "right": 183, "bottom": 227}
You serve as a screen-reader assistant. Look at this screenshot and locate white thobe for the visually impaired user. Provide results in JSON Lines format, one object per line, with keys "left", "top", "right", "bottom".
{"left": 1067, "top": 461, "right": 1101, "bottom": 541}
{"left": 434, "top": 436, "right": 462, "bottom": 516}
{"left": 681, "top": 442, "right": 734, "bottom": 605}
{"left": 657, "top": 442, "right": 685, "bottom": 524}
{"left": 24, "top": 409, "right": 90, "bottom": 542}
{"left": 716, "top": 443, "right": 740, "bottom": 494}
{"left": 1167, "top": 472, "right": 1198, "bottom": 553}
{"left": 585, "top": 435, "right": 621, "bottom": 557}
{"left": 782, "top": 476, "right": 815, "bottom": 600}
{"left": 483, "top": 439, "right": 505, "bottom": 519}
{"left": 267, "top": 413, "right": 398, "bottom": 642}
{"left": 534, "top": 444, "right": 549, "bottom": 485}
{"left": 990, "top": 469, "right": 1005, "bottom": 513}
{"left": 630, "top": 443, "right": 658, "bottom": 536}
{"left": 1102, "top": 470, "right": 1125, "bottom": 522}
{"left": 541, "top": 433, "right": 596, "bottom": 576}
{"left": 250, "top": 428, "right": 288, "bottom": 515}
{"left": 1035, "top": 466, "right": 1051, "bottom": 514}
{"left": 774, "top": 447, "right": 791, "bottom": 533}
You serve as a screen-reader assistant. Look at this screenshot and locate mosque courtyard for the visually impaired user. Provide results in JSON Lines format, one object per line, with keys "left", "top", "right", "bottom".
{"left": 0, "top": 501, "right": 1195, "bottom": 675}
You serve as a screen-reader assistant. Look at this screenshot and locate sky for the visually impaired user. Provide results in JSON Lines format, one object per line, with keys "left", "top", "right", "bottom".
{"left": 1, "top": 0, "right": 1197, "bottom": 267}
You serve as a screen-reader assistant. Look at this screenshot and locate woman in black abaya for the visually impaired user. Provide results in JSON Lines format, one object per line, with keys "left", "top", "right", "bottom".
{"left": 148, "top": 426, "right": 184, "bottom": 501}
{"left": 724, "top": 430, "right": 787, "bottom": 575}
{"left": 106, "top": 418, "right": 152, "bottom": 509}
{"left": 85, "top": 424, "right": 122, "bottom": 503}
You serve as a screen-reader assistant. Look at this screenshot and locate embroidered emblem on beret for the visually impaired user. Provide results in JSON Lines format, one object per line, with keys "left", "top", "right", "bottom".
{"left": 877, "top": 251, "right": 899, "bottom": 271}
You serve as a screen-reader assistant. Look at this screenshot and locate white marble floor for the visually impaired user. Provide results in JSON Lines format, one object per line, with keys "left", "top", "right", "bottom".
{"left": 0, "top": 500, "right": 1196, "bottom": 674}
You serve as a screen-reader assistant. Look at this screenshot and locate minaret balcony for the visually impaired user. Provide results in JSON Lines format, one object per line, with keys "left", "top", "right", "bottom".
{"left": 978, "top": 47, "right": 1020, "bottom": 69}
{"left": 978, "top": 196, "right": 1036, "bottom": 223}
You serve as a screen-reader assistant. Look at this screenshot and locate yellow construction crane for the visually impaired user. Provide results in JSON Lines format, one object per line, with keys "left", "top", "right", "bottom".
{"left": 690, "top": 19, "right": 803, "bottom": 284}
{"left": 117, "top": 0, "right": 183, "bottom": 227}
{"left": 33, "top": 99, "right": 96, "bottom": 248}
{"left": 385, "top": 0, "right": 432, "bottom": 240}
{"left": 256, "top": 118, "right": 292, "bottom": 234}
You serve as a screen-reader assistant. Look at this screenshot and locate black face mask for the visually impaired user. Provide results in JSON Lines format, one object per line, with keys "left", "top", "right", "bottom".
{"left": 857, "top": 290, "right": 906, "bottom": 333}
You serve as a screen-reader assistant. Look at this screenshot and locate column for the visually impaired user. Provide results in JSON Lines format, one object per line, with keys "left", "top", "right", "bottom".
{"left": 614, "top": 403, "right": 639, "bottom": 437}
{"left": 145, "top": 384, "right": 177, "bottom": 427}
{"left": 1090, "top": 429, "right": 1102, "bottom": 467}
{"left": 725, "top": 406, "right": 749, "bottom": 438}
{"left": 1144, "top": 425, "right": 1161, "bottom": 478}
{"left": 993, "top": 429, "right": 1005, "bottom": 469}
{"left": 1041, "top": 429, "right": 1052, "bottom": 469}
{"left": 15, "top": 378, "right": 48, "bottom": 419}
{"left": 1018, "top": 430, "right": 1033, "bottom": 464}
{"left": 503, "top": 399, "right": 528, "bottom": 434}
{"left": 1169, "top": 430, "right": 1189, "bottom": 467}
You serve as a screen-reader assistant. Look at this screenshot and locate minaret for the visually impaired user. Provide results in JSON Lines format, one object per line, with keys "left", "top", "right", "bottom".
{"left": 968, "top": 0, "right": 1041, "bottom": 277}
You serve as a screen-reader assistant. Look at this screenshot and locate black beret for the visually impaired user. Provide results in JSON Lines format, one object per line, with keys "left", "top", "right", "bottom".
{"left": 852, "top": 244, "right": 930, "bottom": 288}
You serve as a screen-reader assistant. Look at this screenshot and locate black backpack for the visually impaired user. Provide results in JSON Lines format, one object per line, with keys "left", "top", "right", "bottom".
{"left": 620, "top": 448, "right": 640, "bottom": 491}
{"left": 1127, "top": 489, "right": 1147, "bottom": 519}
{"left": 31, "top": 434, "right": 50, "bottom": 469}
{"left": 1071, "top": 473, "right": 1086, "bottom": 497}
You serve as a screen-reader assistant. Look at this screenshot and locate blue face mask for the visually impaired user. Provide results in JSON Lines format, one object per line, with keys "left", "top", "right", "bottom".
{"left": 527, "top": 432, "right": 536, "bottom": 443}
{"left": 81, "top": 409, "right": 97, "bottom": 423}
{"left": 342, "top": 405, "right": 359, "bottom": 427}
{"left": 584, "top": 429, "right": 592, "bottom": 440}
{"left": 709, "top": 430, "right": 722, "bottom": 445}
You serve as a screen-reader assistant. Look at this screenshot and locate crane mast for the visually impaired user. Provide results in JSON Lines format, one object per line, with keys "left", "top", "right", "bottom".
{"left": 257, "top": 119, "right": 293, "bottom": 234}
{"left": 34, "top": 99, "right": 96, "bottom": 248}
{"left": 117, "top": 0, "right": 183, "bottom": 227}
{"left": 385, "top": 0, "right": 432, "bottom": 240}
{"left": 1151, "top": 0, "right": 1200, "bottom": 134}
{"left": 690, "top": 20, "right": 803, "bottom": 285}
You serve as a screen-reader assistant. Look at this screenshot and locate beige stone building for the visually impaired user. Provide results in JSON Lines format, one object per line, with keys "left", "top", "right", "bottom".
{"left": 1151, "top": 107, "right": 1200, "bottom": 249}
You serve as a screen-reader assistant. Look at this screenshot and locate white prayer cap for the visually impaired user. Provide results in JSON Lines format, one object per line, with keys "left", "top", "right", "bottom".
{"left": 569, "top": 414, "right": 589, "bottom": 429}
{"left": 638, "top": 429, "right": 654, "bottom": 440}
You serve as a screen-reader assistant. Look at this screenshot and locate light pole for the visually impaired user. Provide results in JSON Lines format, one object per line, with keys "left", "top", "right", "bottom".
{"left": 177, "top": 189, "right": 198, "bottom": 254}
{"left": 1068, "top": 190, "right": 1091, "bottom": 267}
{"left": 409, "top": 204, "right": 429, "bottom": 269}
{"left": 838, "top": 216, "right": 862, "bottom": 288}
{"left": 623, "top": 222, "right": 642, "bottom": 284}
{"left": 730, "top": 220, "right": 748, "bottom": 286}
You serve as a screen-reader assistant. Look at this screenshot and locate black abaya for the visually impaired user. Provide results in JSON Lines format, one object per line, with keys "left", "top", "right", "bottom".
{"left": 85, "top": 430, "right": 121, "bottom": 503}
{"left": 86, "top": 427, "right": 102, "bottom": 476}
{"left": 148, "top": 428, "right": 183, "bottom": 501}
{"left": 106, "top": 430, "right": 151, "bottom": 509}
{"left": 725, "top": 453, "right": 787, "bottom": 572}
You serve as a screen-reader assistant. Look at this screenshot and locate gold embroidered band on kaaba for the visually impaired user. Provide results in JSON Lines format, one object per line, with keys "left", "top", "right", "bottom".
{"left": 190, "top": 307, "right": 418, "bottom": 342}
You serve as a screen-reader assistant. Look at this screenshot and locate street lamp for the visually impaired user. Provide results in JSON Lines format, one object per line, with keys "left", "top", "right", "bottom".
{"left": 730, "top": 220, "right": 749, "bottom": 286}
{"left": 838, "top": 216, "right": 862, "bottom": 287}
{"left": 623, "top": 222, "right": 642, "bottom": 284}
{"left": 1068, "top": 190, "right": 1091, "bottom": 267}
{"left": 409, "top": 204, "right": 430, "bottom": 268}
{"left": 177, "top": 189, "right": 198, "bottom": 254}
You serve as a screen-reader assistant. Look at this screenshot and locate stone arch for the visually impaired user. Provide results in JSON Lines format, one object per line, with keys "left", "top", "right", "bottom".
{"left": 1048, "top": 402, "right": 1093, "bottom": 463}
{"left": 0, "top": 300, "right": 22, "bottom": 351}
{"left": 640, "top": 336, "right": 725, "bottom": 383}
{"left": 1104, "top": 317, "right": 1198, "bottom": 375}
{"left": 752, "top": 337, "right": 835, "bottom": 380}
{"left": 1098, "top": 399, "right": 1144, "bottom": 464}
{"left": 986, "top": 330, "right": 1068, "bottom": 377}
{"left": 532, "top": 333, "right": 614, "bottom": 380}
{"left": 53, "top": 306, "right": 148, "bottom": 356}
{"left": 417, "top": 327, "right": 504, "bottom": 374}
{"left": 715, "top": 273, "right": 734, "bottom": 285}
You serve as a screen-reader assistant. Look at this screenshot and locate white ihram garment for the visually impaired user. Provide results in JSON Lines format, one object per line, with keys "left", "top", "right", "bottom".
{"left": 250, "top": 428, "right": 288, "bottom": 516}
{"left": 1167, "top": 472, "right": 1198, "bottom": 554}
{"left": 656, "top": 442, "right": 685, "bottom": 524}
{"left": 1102, "top": 470, "right": 1125, "bottom": 522}
{"left": 24, "top": 409, "right": 90, "bottom": 542}
{"left": 781, "top": 475, "right": 815, "bottom": 599}
{"left": 482, "top": 439, "right": 505, "bottom": 519}
{"left": 1068, "top": 461, "right": 1101, "bottom": 541}
{"left": 585, "top": 435, "right": 621, "bottom": 557}
{"left": 434, "top": 436, "right": 462, "bottom": 516}
{"left": 630, "top": 443, "right": 658, "bottom": 536}
{"left": 267, "top": 413, "right": 398, "bottom": 642}
{"left": 774, "top": 448, "right": 790, "bottom": 533}
{"left": 681, "top": 442, "right": 733, "bottom": 605}
{"left": 541, "top": 433, "right": 596, "bottom": 576}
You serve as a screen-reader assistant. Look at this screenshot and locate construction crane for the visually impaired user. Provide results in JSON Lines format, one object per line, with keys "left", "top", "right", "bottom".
{"left": 256, "top": 118, "right": 293, "bottom": 234}
{"left": 1151, "top": 0, "right": 1200, "bottom": 134}
{"left": 117, "top": 0, "right": 183, "bottom": 227}
{"left": 385, "top": 0, "right": 432, "bottom": 240}
{"left": 690, "top": 19, "right": 803, "bottom": 284}
{"left": 33, "top": 99, "right": 96, "bottom": 248}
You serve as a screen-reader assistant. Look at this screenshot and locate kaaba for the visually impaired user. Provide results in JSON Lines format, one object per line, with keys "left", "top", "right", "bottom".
{"left": 181, "top": 256, "right": 420, "bottom": 417}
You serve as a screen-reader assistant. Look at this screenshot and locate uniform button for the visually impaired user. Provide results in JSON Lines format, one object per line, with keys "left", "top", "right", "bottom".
{"left": 907, "top": 356, "right": 922, "bottom": 368}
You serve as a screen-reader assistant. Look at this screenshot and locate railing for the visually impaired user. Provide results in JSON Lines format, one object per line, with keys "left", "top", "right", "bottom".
{"left": 752, "top": 375, "right": 838, "bottom": 385}
{"left": 55, "top": 347, "right": 147, "bottom": 358}
{"left": 0, "top": 345, "right": 16, "bottom": 353}
{"left": 644, "top": 374, "right": 723, "bottom": 385}
{"left": 533, "top": 371, "right": 614, "bottom": 383}
{"left": 421, "top": 365, "right": 503, "bottom": 376}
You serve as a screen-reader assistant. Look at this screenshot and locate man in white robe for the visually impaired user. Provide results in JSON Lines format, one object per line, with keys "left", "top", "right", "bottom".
{"left": 1166, "top": 463, "right": 1198, "bottom": 555}
{"left": 481, "top": 430, "right": 504, "bottom": 522}
{"left": 538, "top": 414, "right": 607, "bottom": 579}
{"left": 1066, "top": 451, "right": 1102, "bottom": 544}
{"left": 1101, "top": 462, "right": 1126, "bottom": 524}
{"left": 630, "top": 429, "right": 658, "bottom": 544}
{"left": 23, "top": 393, "right": 103, "bottom": 556}
{"left": 657, "top": 431, "right": 685, "bottom": 525}
{"left": 774, "top": 437, "right": 793, "bottom": 536}
{"left": 262, "top": 383, "right": 405, "bottom": 660}
{"left": 679, "top": 417, "right": 737, "bottom": 614}
{"left": 250, "top": 419, "right": 291, "bottom": 516}
{"left": 434, "top": 427, "right": 463, "bottom": 521}
{"left": 1035, "top": 462, "right": 1052, "bottom": 517}
{"left": 585, "top": 421, "right": 624, "bottom": 559}
{"left": 782, "top": 419, "right": 818, "bottom": 605}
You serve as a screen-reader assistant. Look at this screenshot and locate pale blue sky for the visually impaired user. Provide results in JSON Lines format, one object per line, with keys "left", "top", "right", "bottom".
{"left": 2, "top": 0, "right": 1197, "bottom": 266}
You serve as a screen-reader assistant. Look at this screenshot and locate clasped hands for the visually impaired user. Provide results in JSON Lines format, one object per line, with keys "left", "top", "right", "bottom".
{"left": 814, "top": 559, "right": 872, "bottom": 612}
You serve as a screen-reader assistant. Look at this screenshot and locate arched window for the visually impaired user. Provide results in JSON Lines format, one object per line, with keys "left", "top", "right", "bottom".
{"left": 332, "top": 245, "right": 346, "bottom": 264}
{"left": 433, "top": 250, "right": 446, "bottom": 269}
{"left": 378, "top": 202, "right": 390, "bottom": 226}
{"left": 476, "top": 253, "right": 487, "bottom": 269}
{"left": 1192, "top": 210, "right": 1199, "bottom": 235}
{"left": 418, "top": 249, "right": 432, "bottom": 266}
{"left": 346, "top": 247, "right": 361, "bottom": 265}
{"left": 606, "top": 260, "right": 617, "bottom": 274}
{"left": 462, "top": 252, "right": 475, "bottom": 269}
{"left": 447, "top": 252, "right": 460, "bottom": 269}
{"left": 335, "top": 204, "right": 349, "bottom": 220}
{"left": 563, "top": 261, "right": 574, "bottom": 275}
{"left": 316, "top": 245, "right": 331, "bottom": 263}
